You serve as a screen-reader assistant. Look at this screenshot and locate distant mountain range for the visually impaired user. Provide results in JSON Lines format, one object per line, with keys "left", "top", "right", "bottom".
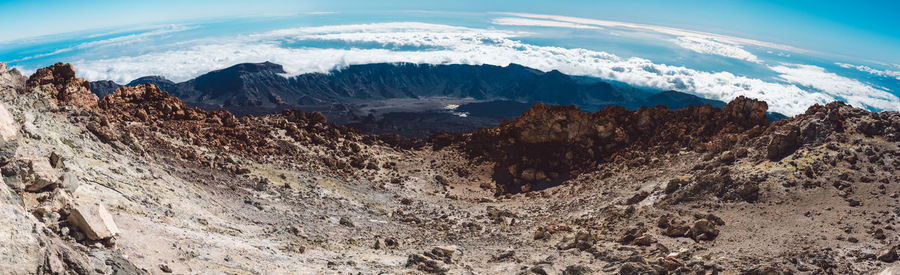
{"left": 91, "top": 62, "right": 781, "bottom": 137}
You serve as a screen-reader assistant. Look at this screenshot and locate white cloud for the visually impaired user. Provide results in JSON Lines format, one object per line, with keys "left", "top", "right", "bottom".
{"left": 77, "top": 25, "right": 195, "bottom": 49}
{"left": 492, "top": 13, "right": 773, "bottom": 63}
{"left": 10, "top": 25, "right": 193, "bottom": 62}
{"left": 771, "top": 63, "right": 900, "bottom": 111}
{"left": 68, "top": 22, "right": 898, "bottom": 116}
{"left": 491, "top": 17, "right": 602, "bottom": 30}
{"left": 495, "top": 12, "right": 808, "bottom": 53}
{"left": 10, "top": 48, "right": 73, "bottom": 62}
{"left": 674, "top": 36, "right": 760, "bottom": 63}
{"left": 836, "top": 62, "right": 900, "bottom": 81}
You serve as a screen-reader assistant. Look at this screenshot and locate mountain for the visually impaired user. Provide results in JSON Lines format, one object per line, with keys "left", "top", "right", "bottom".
{"left": 644, "top": 90, "right": 726, "bottom": 109}
{"left": 91, "top": 62, "right": 731, "bottom": 112}
{"left": 91, "top": 62, "right": 767, "bottom": 137}
{"left": 6, "top": 62, "right": 900, "bottom": 274}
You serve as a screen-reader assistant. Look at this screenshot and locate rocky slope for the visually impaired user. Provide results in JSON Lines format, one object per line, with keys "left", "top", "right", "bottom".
{"left": 2, "top": 62, "right": 900, "bottom": 274}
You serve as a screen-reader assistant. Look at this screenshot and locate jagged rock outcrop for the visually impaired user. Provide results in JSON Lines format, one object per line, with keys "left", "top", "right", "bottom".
{"left": 92, "top": 82, "right": 409, "bottom": 176}
{"left": 26, "top": 62, "right": 98, "bottom": 109}
{"left": 100, "top": 83, "right": 206, "bottom": 121}
{"left": 0, "top": 62, "right": 26, "bottom": 92}
{"left": 456, "top": 96, "right": 770, "bottom": 193}
{"left": 0, "top": 102, "right": 18, "bottom": 164}
{"left": 762, "top": 101, "right": 900, "bottom": 161}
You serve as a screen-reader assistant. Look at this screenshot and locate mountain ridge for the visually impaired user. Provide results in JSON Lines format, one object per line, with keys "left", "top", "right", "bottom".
{"left": 90, "top": 62, "right": 768, "bottom": 137}
{"left": 91, "top": 62, "right": 729, "bottom": 112}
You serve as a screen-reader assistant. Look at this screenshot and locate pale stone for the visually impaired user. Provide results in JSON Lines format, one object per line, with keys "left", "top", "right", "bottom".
{"left": 879, "top": 265, "right": 900, "bottom": 275}
{"left": 0, "top": 103, "right": 16, "bottom": 142}
{"left": 0, "top": 177, "right": 44, "bottom": 274}
{"left": 60, "top": 172, "right": 80, "bottom": 194}
{"left": 23, "top": 156, "right": 59, "bottom": 192}
{"left": 67, "top": 201, "right": 119, "bottom": 240}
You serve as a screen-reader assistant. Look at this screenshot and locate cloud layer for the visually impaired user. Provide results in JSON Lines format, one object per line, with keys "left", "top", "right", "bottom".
{"left": 492, "top": 12, "right": 805, "bottom": 63}
{"left": 673, "top": 36, "right": 760, "bottom": 63}
{"left": 490, "top": 17, "right": 602, "bottom": 30}
{"left": 837, "top": 62, "right": 900, "bottom": 81}
{"left": 771, "top": 63, "right": 900, "bottom": 111}
{"left": 11, "top": 24, "right": 194, "bottom": 63}
{"left": 64, "top": 22, "right": 898, "bottom": 116}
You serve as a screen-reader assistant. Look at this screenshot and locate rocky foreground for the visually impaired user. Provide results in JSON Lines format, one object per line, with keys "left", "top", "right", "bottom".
{"left": 1, "top": 62, "right": 900, "bottom": 274}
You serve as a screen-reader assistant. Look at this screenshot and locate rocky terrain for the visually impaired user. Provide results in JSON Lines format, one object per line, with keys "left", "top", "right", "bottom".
{"left": 2, "top": 61, "right": 900, "bottom": 274}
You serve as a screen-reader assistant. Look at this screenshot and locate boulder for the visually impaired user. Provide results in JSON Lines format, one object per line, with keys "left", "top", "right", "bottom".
{"left": 689, "top": 219, "right": 719, "bottom": 241}
{"left": 631, "top": 234, "right": 657, "bottom": 246}
{"left": 766, "top": 127, "right": 800, "bottom": 161}
{"left": 0, "top": 103, "right": 16, "bottom": 141}
{"left": 67, "top": 201, "right": 119, "bottom": 240}
{"left": 407, "top": 253, "right": 451, "bottom": 274}
{"left": 661, "top": 220, "right": 691, "bottom": 238}
{"left": 60, "top": 172, "right": 80, "bottom": 194}
{"left": 558, "top": 231, "right": 596, "bottom": 251}
{"left": 339, "top": 216, "right": 354, "bottom": 227}
{"left": 0, "top": 103, "right": 17, "bottom": 164}
{"left": 878, "top": 245, "right": 898, "bottom": 263}
{"left": 22, "top": 156, "right": 60, "bottom": 192}
{"left": 428, "top": 246, "right": 458, "bottom": 264}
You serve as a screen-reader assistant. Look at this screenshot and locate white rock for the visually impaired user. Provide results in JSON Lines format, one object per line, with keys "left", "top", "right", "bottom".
{"left": 0, "top": 177, "right": 45, "bottom": 274}
{"left": 23, "top": 156, "right": 59, "bottom": 192}
{"left": 67, "top": 201, "right": 119, "bottom": 240}
{"left": 0, "top": 103, "right": 16, "bottom": 142}
{"left": 60, "top": 172, "right": 80, "bottom": 194}
{"left": 879, "top": 265, "right": 900, "bottom": 275}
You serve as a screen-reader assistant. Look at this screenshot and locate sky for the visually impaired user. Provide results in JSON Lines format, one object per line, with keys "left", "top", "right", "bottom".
{"left": 1, "top": 0, "right": 898, "bottom": 64}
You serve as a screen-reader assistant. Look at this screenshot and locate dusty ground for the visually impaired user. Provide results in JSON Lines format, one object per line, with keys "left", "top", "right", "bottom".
{"left": 2, "top": 62, "right": 900, "bottom": 275}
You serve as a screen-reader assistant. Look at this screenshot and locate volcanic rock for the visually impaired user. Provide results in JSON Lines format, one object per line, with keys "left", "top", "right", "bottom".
{"left": 458, "top": 96, "right": 770, "bottom": 193}
{"left": 0, "top": 178, "right": 45, "bottom": 274}
{"left": 558, "top": 231, "right": 597, "bottom": 251}
{"left": 21, "top": 155, "right": 60, "bottom": 192}
{"left": 26, "top": 62, "right": 98, "bottom": 109}
{"left": 689, "top": 219, "right": 719, "bottom": 241}
{"left": 67, "top": 201, "right": 120, "bottom": 241}
{"left": 407, "top": 248, "right": 453, "bottom": 274}
{"left": 0, "top": 103, "right": 18, "bottom": 164}
{"left": 878, "top": 245, "right": 899, "bottom": 263}
{"left": 766, "top": 127, "right": 800, "bottom": 161}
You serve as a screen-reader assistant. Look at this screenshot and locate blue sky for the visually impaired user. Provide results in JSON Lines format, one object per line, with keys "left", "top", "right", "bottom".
{"left": 1, "top": 0, "right": 898, "bottom": 64}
